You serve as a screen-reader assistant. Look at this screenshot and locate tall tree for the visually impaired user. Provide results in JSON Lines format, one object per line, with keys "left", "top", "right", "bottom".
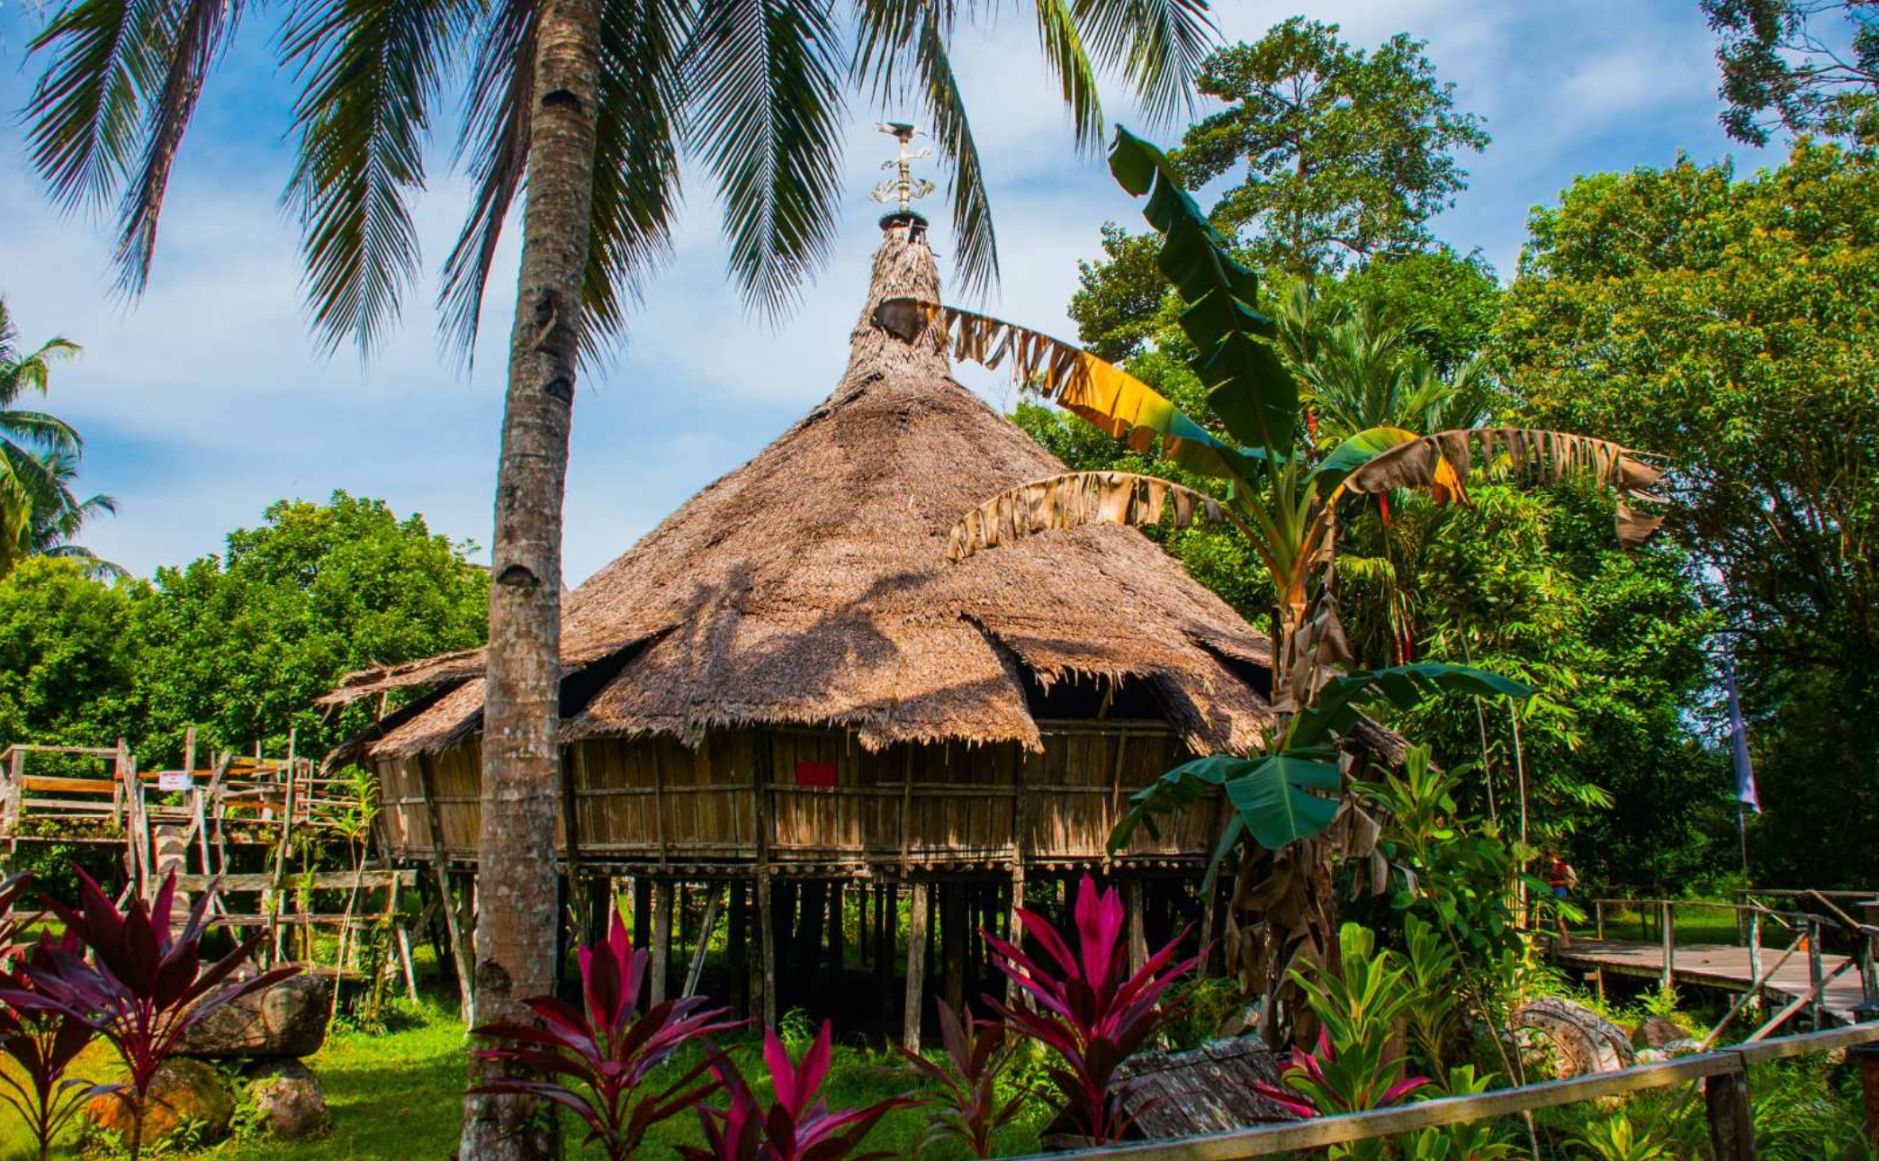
{"left": 1704, "top": 0, "right": 1879, "bottom": 144}
{"left": 0, "top": 302, "right": 114, "bottom": 579}
{"left": 1176, "top": 18, "right": 1487, "bottom": 277}
{"left": 1498, "top": 143, "right": 1879, "bottom": 886}
{"left": 20, "top": 0, "right": 1215, "bottom": 1151}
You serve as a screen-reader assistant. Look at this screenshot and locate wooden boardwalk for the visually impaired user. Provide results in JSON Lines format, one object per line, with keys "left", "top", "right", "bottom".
{"left": 1553, "top": 937, "right": 1867, "bottom": 1025}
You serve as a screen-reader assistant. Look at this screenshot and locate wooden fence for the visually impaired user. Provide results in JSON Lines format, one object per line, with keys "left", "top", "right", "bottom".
{"left": 1030, "top": 1020, "right": 1879, "bottom": 1161}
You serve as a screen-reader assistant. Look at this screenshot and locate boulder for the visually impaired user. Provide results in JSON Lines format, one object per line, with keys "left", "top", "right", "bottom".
{"left": 179, "top": 972, "right": 331, "bottom": 1060}
{"left": 1509, "top": 997, "right": 1636, "bottom": 1078}
{"left": 86, "top": 1058, "right": 234, "bottom": 1148}
{"left": 1633, "top": 1016, "right": 1690, "bottom": 1048}
{"left": 247, "top": 1060, "right": 331, "bottom": 1139}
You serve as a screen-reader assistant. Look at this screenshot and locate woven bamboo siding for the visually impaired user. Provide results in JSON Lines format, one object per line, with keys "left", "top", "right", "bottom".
{"left": 373, "top": 720, "right": 1214, "bottom": 866}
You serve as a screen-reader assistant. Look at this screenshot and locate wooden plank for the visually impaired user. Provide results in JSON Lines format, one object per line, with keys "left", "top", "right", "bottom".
{"left": 21, "top": 777, "right": 117, "bottom": 795}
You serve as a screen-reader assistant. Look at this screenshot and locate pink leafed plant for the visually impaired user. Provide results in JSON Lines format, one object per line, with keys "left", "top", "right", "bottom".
{"left": 894, "top": 998, "right": 1024, "bottom": 1158}
{"left": 0, "top": 869, "right": 297, "bottom": 1161}
{"left": 0, "top": 917, "right": 98, "bottom": 1161}
{"left": 982, "top": 874, "right": 1203, "bottom": 1144}
{"left": 679, "top": 1021, "right": 911, "bottom": 1161}
{"left": 471, "top": 908, "right": 742, "bottom": 1160}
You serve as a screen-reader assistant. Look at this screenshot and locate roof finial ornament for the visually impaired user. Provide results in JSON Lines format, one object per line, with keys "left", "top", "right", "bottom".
{"left": 872, "top": 122, "right": 935, "bottom": 226}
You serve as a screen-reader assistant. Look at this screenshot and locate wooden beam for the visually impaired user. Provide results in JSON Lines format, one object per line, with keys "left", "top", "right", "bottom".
{"left": 903, "top": 881, "right": 929, "bottom": 1053}
{"left": 174, "top": 870, "right": 416, "bottom": 892}
{"left": 942, "top": 883, "right": 965, "bottom": 1015}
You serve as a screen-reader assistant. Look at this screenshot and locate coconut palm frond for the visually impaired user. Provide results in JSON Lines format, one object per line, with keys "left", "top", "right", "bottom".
{"left": 948, "top": 470, "right": 1243, "bottom": 561}
{"left": 23, "top": 0, "right": 171, "bottom": 214}
{"left": 115, "top": 0, "right": 247, "bottom": 293}
{"left": 687, "top": 0, "right": 847, "bottom": 320}
{"left": 581, "top": 0, "right": 692, "bottom": 352}
{"left": 436, "top": 0, "right": 534, "bottom": 361}
{"left": 282, "top": 0, "right": 473, "bottom": 355}
{"left": 1031, "top": 0, "right": 1105, "bottom": 152}
{"left": 1068, "top": 0, "right": 1215, "bottom": 126}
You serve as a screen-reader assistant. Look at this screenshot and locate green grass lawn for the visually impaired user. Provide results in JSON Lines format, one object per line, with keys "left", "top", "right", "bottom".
{"left": 0, "top": 991, "right": 1050, "bottom": 1160}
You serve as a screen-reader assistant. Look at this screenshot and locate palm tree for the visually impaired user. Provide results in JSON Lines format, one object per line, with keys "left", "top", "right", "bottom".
{"left": 19, "top": 2, "right": 1216, "bottom": 1154}
{"left": 0, "top": 302, "right": 116, "bottom": 580}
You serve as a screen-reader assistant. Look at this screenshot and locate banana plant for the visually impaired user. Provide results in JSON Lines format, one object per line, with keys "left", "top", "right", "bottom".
{"left": 884, "top": 127, "right": 1668, "bottom": 1043}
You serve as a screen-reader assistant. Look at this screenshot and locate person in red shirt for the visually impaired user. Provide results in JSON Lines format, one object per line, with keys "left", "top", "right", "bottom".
{"left": 1545, "top": 852, "right": 1579, "bottom": 942}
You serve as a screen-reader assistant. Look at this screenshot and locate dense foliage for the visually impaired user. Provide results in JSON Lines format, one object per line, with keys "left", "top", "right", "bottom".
{"left": 1176, "top": 19, "right": 1488, "bottom": 278}
{"left": 1704, "top": 0, "right": 1878, "bottom": 145}
{"left": 0, "top": 492, "right": 487, "bottom": 767}
{"left": 1498, "top": 142, "right": 1879, "bottom": 887}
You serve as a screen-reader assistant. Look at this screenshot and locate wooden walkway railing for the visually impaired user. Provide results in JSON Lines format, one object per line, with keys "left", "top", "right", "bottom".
{"left": 1027, "top": 1020, "right": 1879, "bottom": 1160}
{"left": 1554, "top": 893, "right": 1879, "bottom": 1028}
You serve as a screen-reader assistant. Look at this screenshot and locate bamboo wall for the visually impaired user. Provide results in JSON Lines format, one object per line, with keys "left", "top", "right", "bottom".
{"left": 375, "top": 720, "right": 1219, "bottom": 870}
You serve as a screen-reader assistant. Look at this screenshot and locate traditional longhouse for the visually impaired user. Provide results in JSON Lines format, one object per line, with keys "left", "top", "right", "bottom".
{"left": 323, "top": 215, "right": 1276, "bottom": 1044}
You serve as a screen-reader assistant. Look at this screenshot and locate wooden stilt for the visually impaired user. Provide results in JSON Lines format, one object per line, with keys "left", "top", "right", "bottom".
{"left": 827, "top": 882, "right": 846, "bottom": 999}
{"left": 728, "top": 880, "right": 749, "bottom": 1014}
{"left": 903, "top": 881, "right": 929, "bottom": 1052}
{"left": 758, "top": 873, "right": 777, "bottom": 1028}
{"left": 684, "top": 887, "right": 722, "bottom": 999}
{"left": 942, "top": 882, "right": 966, "bottom": 1014}
{"left": 876, "top": 882, "right": 895, "bottom": 1032}
{"left": 633, "top": 876, "right": 652, "bottom": 946}
{"left": 797, "top": 881, "right": 827, "bottom": 1009}
{"left": 1126, "top": 878, "right": 1148, "bottom": 975}
{"left": 651, "top": 881, "right": 675, "bottom": 1002}
{"left": 1005, "top": 867, "right": 1027, "bottom": 1010}
{"left": 416, "top": 754, "right": 473, "bottom": 1021}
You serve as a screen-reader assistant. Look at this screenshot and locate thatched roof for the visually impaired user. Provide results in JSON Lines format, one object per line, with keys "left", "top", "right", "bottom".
{"left": 324, "top": 222, "right": 1274, "bottom": 759}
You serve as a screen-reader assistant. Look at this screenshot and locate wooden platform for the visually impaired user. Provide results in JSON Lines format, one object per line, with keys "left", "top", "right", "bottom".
{"left": 1553, "top": 937, "right": 1866, "bottom": 1025}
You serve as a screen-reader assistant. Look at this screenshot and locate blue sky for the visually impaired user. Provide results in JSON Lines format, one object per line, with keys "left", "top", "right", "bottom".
{"left": 0, "top": 0, "right": 1776, "bottom": 583}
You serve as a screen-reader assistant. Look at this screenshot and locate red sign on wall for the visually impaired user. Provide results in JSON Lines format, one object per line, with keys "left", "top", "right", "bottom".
{"left": 794, "top": 760, "right": 838, "bottom": 788}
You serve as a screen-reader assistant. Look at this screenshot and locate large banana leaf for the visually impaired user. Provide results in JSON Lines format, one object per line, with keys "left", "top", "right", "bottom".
{"left": 1288, "top": 662, "right": 1535, "bottom": 750}
{"left": 946, "top": 470, "right": 1243, "bottom": 561}
{"left": 1109, "top": 127, "right": 1296, "bottom": 457}
{"left": 1113, "top": 748, "right": 1342, "bottom": 856}
{"left": 873, "top": 298, "right": 1256, "bottom": 484}
{"left": 1340, "top": 427, "right": 1668, "bottom": 545}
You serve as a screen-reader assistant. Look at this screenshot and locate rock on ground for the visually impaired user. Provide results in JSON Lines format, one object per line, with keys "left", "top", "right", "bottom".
{"left": 1633, "top": 1015, "right": 1691, "bottom": 1048}
{"left": 179, "top": 972, "right": 332, "bottom": 1060}
{"left": 86, "top": 1058, "right": 234, "bottom": 1148}
{"left": 247, "top": 1059, "right": 332, "bottom": 1139}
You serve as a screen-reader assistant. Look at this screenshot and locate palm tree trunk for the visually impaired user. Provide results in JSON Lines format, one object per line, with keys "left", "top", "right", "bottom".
{"left": 458, "top": 0, "right": 601, "bottom": 1152}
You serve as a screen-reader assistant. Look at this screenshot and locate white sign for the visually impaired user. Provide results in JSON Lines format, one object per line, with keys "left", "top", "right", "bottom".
{"left": 157, "top": 770, "right": 195, "bottom": 792}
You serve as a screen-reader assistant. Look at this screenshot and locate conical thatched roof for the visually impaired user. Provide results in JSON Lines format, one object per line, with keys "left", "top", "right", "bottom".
{"left": 324, "top": 223, "right": 1274, "bottom": 759}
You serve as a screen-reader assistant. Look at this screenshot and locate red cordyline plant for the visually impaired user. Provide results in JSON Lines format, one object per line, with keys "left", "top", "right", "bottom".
{"left": 679, "top": 1021, "right": 910, "bottom": 1161}
{"left": 894, "top": 999, "right": 1024, "bottom": 1158}
{"left": 471, "top": 909, "right": 742, "bottom": 1159}
{"left": 0, "top": 870, "right": 297, "bottom": 1161}
{"left": 0, "top": 934, "right": 98, "bottom": 1161}
{"left": 1250, "top": 1027, "right": 1431, "bottom": 1120}
{"left": 0, "top": 872, "right": 98, "bottom": 1161}
{"left": 983, "top": 874, "right": 1203, "bottom": 1144}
